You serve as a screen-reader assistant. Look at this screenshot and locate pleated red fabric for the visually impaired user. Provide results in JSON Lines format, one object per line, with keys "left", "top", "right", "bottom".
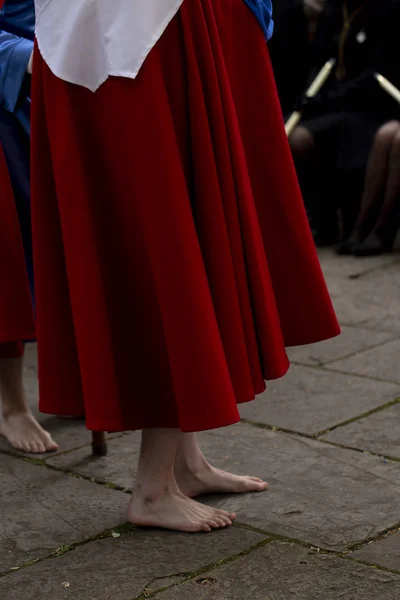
{"left": 30, "top": 0, "right": 340, "bottom": 433}
{"left": 0, "top": 143, "right": 35, "bottom": 347}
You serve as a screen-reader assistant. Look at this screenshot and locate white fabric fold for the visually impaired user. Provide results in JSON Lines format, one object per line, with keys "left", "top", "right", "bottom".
{"left": 34, "top": 0, "right": 185, "bottom": 91}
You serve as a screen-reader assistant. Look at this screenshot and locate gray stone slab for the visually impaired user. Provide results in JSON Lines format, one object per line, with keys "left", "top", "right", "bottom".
{"left": 318, "top": 249, "right": 398, "bottom": 279}
{"left": 352, "top": 532, "right": 400, "bottom": 571}
{"left": 44, "top": 423, "right": 400, "bottom": 550}
{"left": 0, "top": 527, "right": 266, "bottom": 600}
{"left": 328, "top": 339, "right": 400, "bottom": 384}
{"left": 47, "top": 432, "right": 142, "bottom": 489}
{"left": 287, "top": 326, "right": 394, "bottom": 367}
{"left": 240, "top": 365, "right": 400, "bottom": 435}
{"left": 0, "top": 454, "right": 128, "bottom": 573}
{"left": 193, "top": 424, "right": 400, "bottom": 550}
{"left": 326, "top": 260, "right": 400, "bottom": 333}
{"left": 160, "top": 542, "right": 400, "bottom": 600}
{"left": 323, "top": 402, "right": 400, "bottom": 458}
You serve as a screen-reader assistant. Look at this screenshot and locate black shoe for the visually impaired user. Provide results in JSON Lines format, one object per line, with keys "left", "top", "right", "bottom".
{"left": 334, "top": 239, "right": 358, "bottom": 255}
{"left": 353, "top": 231, "right": 393, "bottom": 257}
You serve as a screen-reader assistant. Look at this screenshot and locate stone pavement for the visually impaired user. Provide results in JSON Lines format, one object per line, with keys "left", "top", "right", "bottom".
{"left": 1, "top": 251, "right": 400, "bottom": 600}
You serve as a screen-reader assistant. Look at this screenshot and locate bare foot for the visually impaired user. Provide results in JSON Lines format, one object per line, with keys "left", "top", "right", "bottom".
{"left": 176, "top": 460, "right": 268, "bottom": 498}
{"left": 128, "top": 487, "right": 236, "bottom": 533}
{"left": 0, "top": 412, "right": 58, "bottom": 453}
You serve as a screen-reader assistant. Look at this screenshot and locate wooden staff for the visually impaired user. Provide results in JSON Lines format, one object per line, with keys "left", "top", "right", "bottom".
{"left": 92, "top": 431, "right": 107, "bottom": 456}
{"left": 375, "top": 73, "right": 400, "bottom": 105}
{"left": 285, "top": 59, "right": 336, "bottom": 137}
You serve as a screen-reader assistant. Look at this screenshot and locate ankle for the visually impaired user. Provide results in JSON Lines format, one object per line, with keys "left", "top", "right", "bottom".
{"left": 1, "top": 402, "right": 30, "bottom": 421}
{"left": 133, "top": 475, "right": 178, "bottom": 501}
{"left": 175, "top": 454, "right": 211, "bottom": 478}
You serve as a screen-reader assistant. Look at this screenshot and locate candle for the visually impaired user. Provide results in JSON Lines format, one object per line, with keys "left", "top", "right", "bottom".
{"left": 285, "top": 59, "right": 336, "bottom": 137}
{"left": 375, "top": 73, "right": 400, "bottom": 105}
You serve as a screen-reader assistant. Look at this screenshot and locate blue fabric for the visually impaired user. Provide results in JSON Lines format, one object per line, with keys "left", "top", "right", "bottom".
{"left": 244, "top": 0, "right": 274, "bottom": 40}
{"left": 0, "top": 0, "right": 34, "bottom": 136}
{"left": 0, "top": 0, "right": 35, "bottom": 302}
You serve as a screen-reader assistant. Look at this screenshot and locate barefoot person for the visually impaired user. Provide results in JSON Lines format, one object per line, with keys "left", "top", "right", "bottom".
{"left": 31, "top": 0, "right": 340, "bottom": 532}
{"left": 0, "top": 0, "right": 57, "bottom": 453}
{"left": 0, "top": 146, "right": 57, "bottom": 453}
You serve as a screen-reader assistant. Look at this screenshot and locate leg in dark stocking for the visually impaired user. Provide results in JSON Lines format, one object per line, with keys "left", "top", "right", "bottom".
{"left": 354, "top": 123, "right": 400, "bottom": 256}
{"left": 290, "top": 126, "right": 338, "bottom": 245}
{"left": 338, "top": 122, "right": 398, "bottom": 254}
{"left": 128, "top": 429, "right": 236, "bottom": 532}
{"left": 174, "top": 432, "right": 268, "bottom": 497}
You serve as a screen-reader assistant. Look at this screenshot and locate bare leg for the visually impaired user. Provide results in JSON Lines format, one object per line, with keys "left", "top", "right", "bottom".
{"left": 128, "top": 429, "right": 236, "bottom": 533}
{"left": 174, "top": 432, "right": 268, "bottom": 497}
{"left": 0, "top": 355, "right": 58, "bottom": 453}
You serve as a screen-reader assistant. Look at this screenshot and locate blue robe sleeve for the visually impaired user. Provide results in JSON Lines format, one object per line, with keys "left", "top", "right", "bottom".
{"left": 0, "top": 29, "right": 32, "bottom": 114}
{"left": 243, "top": 0, "right": 274, "bottom": 40}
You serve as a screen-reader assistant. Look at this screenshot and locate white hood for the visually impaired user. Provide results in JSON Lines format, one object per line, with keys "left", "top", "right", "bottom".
{"left": 35, "top": 0, "right": 185, "bottom": 91}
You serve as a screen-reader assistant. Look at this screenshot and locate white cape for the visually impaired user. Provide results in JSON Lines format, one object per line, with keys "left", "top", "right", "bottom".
{"left": 34, "top": 0, "right": 185, "bottom": 91}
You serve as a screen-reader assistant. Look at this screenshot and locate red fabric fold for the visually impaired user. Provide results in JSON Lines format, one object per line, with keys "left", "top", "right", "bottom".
{"left": 31, "top": 0, "right": 339, "bottom": 432}
{"left": 0, "top": 144, "right": 35, "bottom": 345}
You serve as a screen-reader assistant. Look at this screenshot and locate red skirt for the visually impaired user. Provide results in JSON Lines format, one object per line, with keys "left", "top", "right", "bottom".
{"left": 31, "top": 0, "right": 340, "bottom": 432}
{"left": 0, "top": 143, "right": 35, "bottom": 354}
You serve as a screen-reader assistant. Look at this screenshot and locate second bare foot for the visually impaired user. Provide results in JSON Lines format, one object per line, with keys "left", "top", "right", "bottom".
{"left": 176, "top": 460, "right": 268, "bottom": 498}
{"left": 0, "top": 412, "right": 58, "bottom": 453}
{"left": 128, "top": 487, "right": 236, "bottom": 533}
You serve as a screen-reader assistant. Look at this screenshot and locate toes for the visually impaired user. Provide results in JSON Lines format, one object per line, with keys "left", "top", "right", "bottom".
{"left": 47, "top": 440, "right": 59, "bottom": 452}
{"left": 214, "top": 518, "right": 227, "bottom": 528}
{"left": 43, "top": 434, "right": 59, "bottom": 452}
{"left": 257, "top": 482, "right": 268, "bottom": 491}
{"left": 219, "top": 509, "right": 236, "bottom": 521}
{"left": 30, "top": 441, "right": 40, "bottom": 454}
{"left": 20, "top": 441, "right": 33, "bottom": 453}
{"left": 36, "top": 441, "right": 47, "bottom": 454}
{"left": 249, "top": 477, "right": 268, "bottom": 487}
{"left": 212, "top": 509, "right": 233, "bottom": 526}
{"left": 207, "top": 520, "right": 221, "bottom": 529}
{"left": 201, "top": 523, "right": 212, "bottom": 533}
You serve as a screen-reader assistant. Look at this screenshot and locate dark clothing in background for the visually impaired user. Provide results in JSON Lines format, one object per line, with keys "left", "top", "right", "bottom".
{"left": 301, "top": 0, "right": 400, "bottom": 170}
{"left": 268, "top": 0, "right": 312, "bottom": 115}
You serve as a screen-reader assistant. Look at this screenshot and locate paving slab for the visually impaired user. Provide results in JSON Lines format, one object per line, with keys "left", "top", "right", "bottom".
{"left": 326, "top": 260, "right": 400, "bottom": 333}
{"left": 328, "top": 339, "right": 400, "bottom": 384}
{"left": 195, "top": 425, "right": 400, "bottom": 549}
{"left": 0, "top": 455, "right": 128, "bottom": 573}
{"left": 52, "top": 423, "right": 400, "bottom": 550}
{"left": 47, "top": 432, "right": 142, "bottom": 488}
{"left": 352, "top": 532, "right": 400, "bottom": 571}
{"left": 318, "top": 249, "right": 398, "bottom": 279}
{"left": 287, "top": 326, "right": 394, "bottom": 367}
{"left": 160, "top": 541, "right": 400, "bottom": 600}
{"left": 239, "top": 365, "right": 400, "bottom": 435}
{"left": 0, "top": 526, "right": 266, "bottom": 600}
{"left": 323, "top": 402, "right": 400, "bottom": 458}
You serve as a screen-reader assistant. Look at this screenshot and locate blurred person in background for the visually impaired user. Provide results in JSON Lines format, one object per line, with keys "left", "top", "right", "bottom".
{"left": 288, "top": 0, "right": 400, "bottom": 246}
{"left": 337, "top": 119, "right": 400, "bottom": 256}
{"left": 269, "top": 0, "right": 324, "bottom": 116}
{"left": 0, "top": 0, "right": 57, "bottom": 452}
